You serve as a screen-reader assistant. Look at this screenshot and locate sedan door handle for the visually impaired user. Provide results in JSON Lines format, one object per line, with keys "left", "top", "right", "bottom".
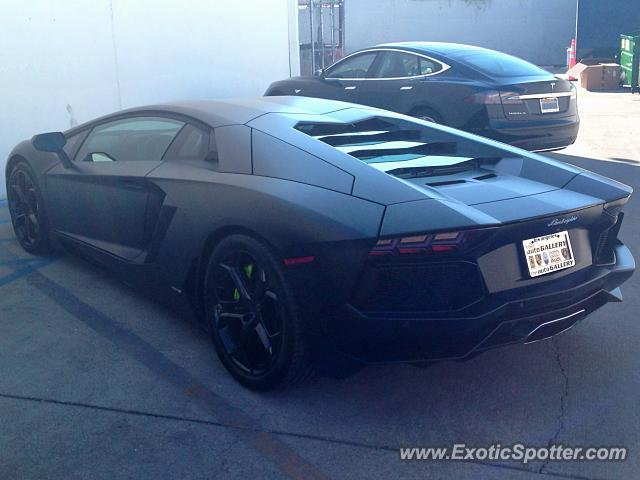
{"left": 344, "top": 86, "right": 357, "bottom": 90}
{"left": 400, "top": 86, "right": 413, "bottom": 90}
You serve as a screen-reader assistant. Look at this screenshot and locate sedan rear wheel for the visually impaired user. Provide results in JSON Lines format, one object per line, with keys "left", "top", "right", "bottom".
{"left": 411, "top": 107, "right": 443, "bottom": 124}
{"left": 7, "top": 162, "right": 51, "bottom": 254}
{"left": 204, "top": 234, "right": 312, "bottom": 390}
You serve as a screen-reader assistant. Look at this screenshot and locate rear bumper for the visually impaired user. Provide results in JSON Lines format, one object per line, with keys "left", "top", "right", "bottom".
{"left": 335, "top": 242, "right": 634, "bottom": 363}
{"left": 475, "top": 117, "right": 580, "bottom": 152}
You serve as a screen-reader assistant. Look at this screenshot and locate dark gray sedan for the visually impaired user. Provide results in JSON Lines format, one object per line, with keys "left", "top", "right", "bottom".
{"left": 266, "top": 42, "right": 579, "bottom": 151}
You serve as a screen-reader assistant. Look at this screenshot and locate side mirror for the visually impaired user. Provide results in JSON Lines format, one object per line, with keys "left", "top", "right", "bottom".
{"left": 32, "top": 132, "right": 66, "bottom": 152}
{"left": 314, "top": 68, "right": 325, "bottom": 77}
{"left": 31, "top": 132, "right": 73, "bottom": 168}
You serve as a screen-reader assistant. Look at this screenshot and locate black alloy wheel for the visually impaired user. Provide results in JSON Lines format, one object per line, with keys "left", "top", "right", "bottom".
{"left": 7, "top": 162, "right": 51, "bottom": 254}
{"left": 205, "top": 235, "right": 311, "bottom": 390}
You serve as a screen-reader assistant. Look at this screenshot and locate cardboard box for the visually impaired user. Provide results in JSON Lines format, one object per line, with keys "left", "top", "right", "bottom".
{"left": 567, "top": 62, "right": 620, "bottom": 91}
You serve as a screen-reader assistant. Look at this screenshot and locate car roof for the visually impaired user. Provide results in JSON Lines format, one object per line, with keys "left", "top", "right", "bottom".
{"left": 374, "top": 42, "right": 498, "bottom": 58}
{"left": 81, "top": 96, "right": 356, "bottom": 130}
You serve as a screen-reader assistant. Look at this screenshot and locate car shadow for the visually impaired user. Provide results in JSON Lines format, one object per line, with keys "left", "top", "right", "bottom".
{"left": 548, "top": 151, "right": 640, "bottom": 177}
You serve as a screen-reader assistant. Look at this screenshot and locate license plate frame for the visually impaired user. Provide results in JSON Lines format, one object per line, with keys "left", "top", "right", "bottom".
{"left": 522, "top": 231, "right": 575, "bottom": 278}
{"left": 540, "top": 97, "right": 560, "bottom": 114}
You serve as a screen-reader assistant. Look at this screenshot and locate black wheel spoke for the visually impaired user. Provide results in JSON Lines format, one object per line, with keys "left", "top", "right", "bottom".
{"left": 218, "top": 325, "right": 237, "bottom": 354}
{"left": 218, "top": 311, "right": 247, "bottom": 322}
{"left": 254, "top": 321, "right": 274, "bottom": 356}
{"left": 26, "top": 187, "right": 38, "bottom": 211}
{"left": 28, "top": 213, "right": 39, "bottom": 233}
{"left": 265, "top": 290, "right": 278, "bottom": 301}
{"left": 220, "top": 263, "right": 252, "bottom": 300}
{"left": 232, "top": 329, "right": 254, "bottom": 373}
{"left": 11, "top": 183, "right": 29, "bottom": 206}
{"left": 252, "top": 270, "right": 271, "bottom": 301}
{"left": 217, "top": 300, "right": 249, "bottom": 319}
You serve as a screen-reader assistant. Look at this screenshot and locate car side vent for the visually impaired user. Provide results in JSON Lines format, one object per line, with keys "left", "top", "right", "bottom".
{"left": 426, "top": 179, "right": 466, "bottom": 187}
{"left": 473, "top": 173, "right": 497, "bottom": 181}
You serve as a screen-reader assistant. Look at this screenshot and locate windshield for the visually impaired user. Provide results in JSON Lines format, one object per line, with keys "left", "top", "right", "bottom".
{"left": 458, "top": 51, "right": 551, "bottom": 77}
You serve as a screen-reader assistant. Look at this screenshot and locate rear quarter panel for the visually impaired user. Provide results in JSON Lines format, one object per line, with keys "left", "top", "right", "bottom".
{"left": 145, "top": 162, "right": 385, "bottom": 290}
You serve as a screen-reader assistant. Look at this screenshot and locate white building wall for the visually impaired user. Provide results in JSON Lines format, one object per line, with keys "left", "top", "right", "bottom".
{"left": 0, "top": 0, "right": 299, "bottom": 197}
{"left": 345, "top": 0, "right": 576, "bottom": 66}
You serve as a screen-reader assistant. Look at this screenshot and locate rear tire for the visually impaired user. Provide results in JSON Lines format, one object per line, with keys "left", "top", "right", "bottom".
{"left": 6, "top": 161, "right": 52, "bottom": 255}
{"left": 410, "top": 107, "right": 443, "bottom": 124}
{"left": 204, "top": 234, "right": 312, "bottom": 390}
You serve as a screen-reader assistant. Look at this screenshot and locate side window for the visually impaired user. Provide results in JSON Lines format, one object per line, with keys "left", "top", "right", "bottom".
{"left": 75, "top": 117, "right": 184, "bottom": 163}
{"left": 419, "top": 57, "right": 442, "bottom": 75}
{"left": 325, "top": 52, "right": 378, "bottom": 79}
{"left": 375, "top": 52, "right": 420, "bottom": 78}
{"left": 374, "top": 52, "right": 443, "bottom": 78}
{"left": 164, "top": 124, "right": 214, "bottom": 162}
{"left": 63, "top": 129, "right": 90, "bottom": 158}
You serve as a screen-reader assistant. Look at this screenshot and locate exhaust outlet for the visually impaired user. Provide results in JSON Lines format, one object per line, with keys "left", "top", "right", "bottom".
{"left": 525, "top": 309, "right": 586, "bottom": 344}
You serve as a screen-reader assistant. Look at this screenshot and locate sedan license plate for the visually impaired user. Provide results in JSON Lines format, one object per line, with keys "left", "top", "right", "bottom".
{"left": 540, "top": 97, "right": 560, "bottom": 113}
{"left": 523, "top": 231, "right": 575, "bottom": 277}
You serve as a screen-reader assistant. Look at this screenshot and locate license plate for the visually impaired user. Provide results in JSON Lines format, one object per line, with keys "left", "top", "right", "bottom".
{"left": 522, "top": 231, "right": 575, "bottom": 277}
{"left": 540, "top": 97, "right": 560, "bottom": 113}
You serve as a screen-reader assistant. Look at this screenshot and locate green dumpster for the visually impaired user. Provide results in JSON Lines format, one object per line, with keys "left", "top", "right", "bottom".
{"left": 620, "top": 32, "right": 640, "bottom": 93}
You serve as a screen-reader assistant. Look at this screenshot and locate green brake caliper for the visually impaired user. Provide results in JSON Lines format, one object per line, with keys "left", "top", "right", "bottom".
{"left": 233, "top": 263, "right": 253, "bottom": 301}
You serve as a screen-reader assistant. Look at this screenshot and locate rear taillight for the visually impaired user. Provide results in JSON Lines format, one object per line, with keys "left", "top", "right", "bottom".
{"left": 465, "top": 90, "right": 522, "bottom": 105}
{"left": 465, "top": 91, "right": 501, "bottom": 104}
{"left": 499, "top": 92, "right": 524, "bottom": 105}
{"left": 569, "top": 83, "right": 577, "bottom": 99}
{"left": 369, "top": 229, "right": 495, "bottom": 257}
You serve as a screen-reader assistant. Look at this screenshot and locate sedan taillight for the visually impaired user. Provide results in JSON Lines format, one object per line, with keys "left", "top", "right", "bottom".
{"left": 464, "top": 90, "right": 522, "bottom": 105}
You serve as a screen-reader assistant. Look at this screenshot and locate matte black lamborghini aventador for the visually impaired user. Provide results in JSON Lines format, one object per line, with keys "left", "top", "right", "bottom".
{"left": 5, "top": 96, "right": 634, "bottom": 389}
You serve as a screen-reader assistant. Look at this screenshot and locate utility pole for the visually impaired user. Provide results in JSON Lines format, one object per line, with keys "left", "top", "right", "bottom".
{"left": 309, "top": 0, "right": 316, "bottom": 73}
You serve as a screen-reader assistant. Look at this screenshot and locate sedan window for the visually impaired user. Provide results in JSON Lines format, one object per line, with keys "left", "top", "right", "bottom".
{"left": 375, "top": 52, "right": 419, "bottom": 78}
{"left": 325, "top": 52, "right": 378, "bottom": 79}
{"left": 374, "top": 52, "right": 443, "bottom": 78}
{"left": 75, "top": 117, "right": 184, "bottom": 163}
{"left": 419, "top": 57, "right": 442, "bottom": 75}
{"left": 458, "top": 51, "right": 550, "bottom": 77}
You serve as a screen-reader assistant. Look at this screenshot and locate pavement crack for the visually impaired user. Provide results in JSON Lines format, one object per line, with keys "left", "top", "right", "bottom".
{"left": 0, "top": 391, "right": 597, "bottom": 480}
{"left": 539, "top": 340, "right": 569, "bottom": 474}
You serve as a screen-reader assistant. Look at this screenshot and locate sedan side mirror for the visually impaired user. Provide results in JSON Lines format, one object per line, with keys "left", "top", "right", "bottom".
{"left": 314, "top": 68, "right": 325, "bottom": 77}
{"left": 31, "top": 132, "right": 73, "bottom": 169}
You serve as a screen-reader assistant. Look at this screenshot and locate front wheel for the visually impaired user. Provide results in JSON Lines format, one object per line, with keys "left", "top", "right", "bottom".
{"left": 204, "top": 234, "right": 312, "bottom": 390}
{"left": 7, "top": 161, "right": 52, "bottom": 254}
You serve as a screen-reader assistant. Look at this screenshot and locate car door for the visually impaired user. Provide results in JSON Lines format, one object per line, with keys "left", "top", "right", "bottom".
{"left": 45, "top": 116, "right": 184, "bottom": 261}
{"left": 358, "top": 50, "right": 446, "bottom": 114}
{"left": 308, "top": 51, "right": 380, "bottom": 103}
